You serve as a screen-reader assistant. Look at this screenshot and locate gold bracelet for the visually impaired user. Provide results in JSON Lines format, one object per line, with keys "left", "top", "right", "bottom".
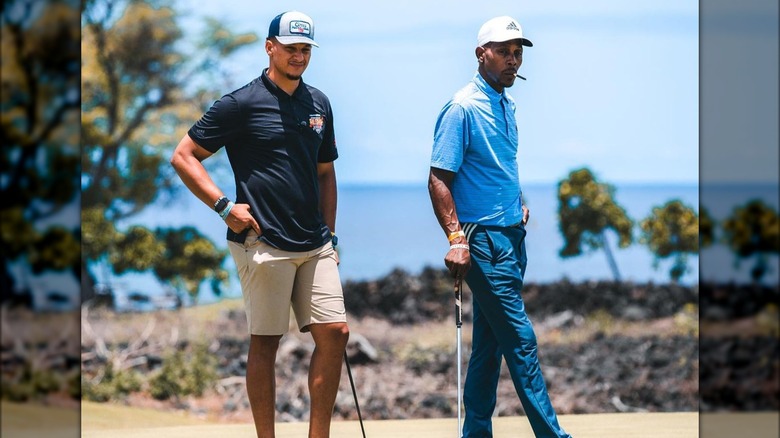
{"left": 447, "top": 230, "right": 465, "bottom": 242}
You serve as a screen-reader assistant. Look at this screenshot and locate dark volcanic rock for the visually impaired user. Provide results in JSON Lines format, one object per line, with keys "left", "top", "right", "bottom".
{"left": 76, "top": 267, "right": 777, "bottom": 420}
{"left": 344, "top": 268, "right": 700, "bottom": 323}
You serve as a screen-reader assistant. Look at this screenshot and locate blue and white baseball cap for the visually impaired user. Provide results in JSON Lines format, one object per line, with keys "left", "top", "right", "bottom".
{"left": 267, "top": 11, "right": 318, "bottom": 47}
{"left": 477, "top": 16, "right": 533, "bottom": 47}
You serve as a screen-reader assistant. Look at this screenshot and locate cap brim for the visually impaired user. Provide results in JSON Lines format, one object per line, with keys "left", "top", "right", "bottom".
{"left": 478, "top": 36, "right": 533, "bottom": 48}
{"left": 497, "top": 37, "right": 533, "bottom": 47}
{"left": 275, "top": 36, "right": 319, "bottom": 47}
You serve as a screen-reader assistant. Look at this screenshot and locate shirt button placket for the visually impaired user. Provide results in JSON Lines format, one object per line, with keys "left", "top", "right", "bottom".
{"left": 501, "top": 98, "right": 511, "bottom": 136}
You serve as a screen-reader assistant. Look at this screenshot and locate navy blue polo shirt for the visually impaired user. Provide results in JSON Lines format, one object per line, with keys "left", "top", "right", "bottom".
{"left": 188, "top": 69, "right": 337, "bottom": 251}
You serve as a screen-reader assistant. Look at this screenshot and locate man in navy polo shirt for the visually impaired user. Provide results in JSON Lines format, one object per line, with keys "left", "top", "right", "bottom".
{"left": 171, "top": 11, "right": 348, "bottom": 438}
{"left": 429, "top": 16, "right": 572, "bottom": 438}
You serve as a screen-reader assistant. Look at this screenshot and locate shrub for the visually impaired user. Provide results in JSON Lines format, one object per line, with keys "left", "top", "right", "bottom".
{"left": 0, "top": 362, "right": 63, "bottom": 402}
{"left": 149, "top": 343, "right": 217, "bottom": 400}
{"left": 82, "top": 362, "right": 142, "bottom": 402}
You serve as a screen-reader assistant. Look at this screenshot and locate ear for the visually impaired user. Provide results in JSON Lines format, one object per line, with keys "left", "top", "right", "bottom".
{"left": 265, "top": 38, "right": 274, "bottom": 56}
{"left": 475, "top": 46, "right": 486, "bottom": 62}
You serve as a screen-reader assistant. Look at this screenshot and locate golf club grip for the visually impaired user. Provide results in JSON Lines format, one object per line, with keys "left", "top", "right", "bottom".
{"left": 454, "top": 278, "right": 462, "bottom": 328}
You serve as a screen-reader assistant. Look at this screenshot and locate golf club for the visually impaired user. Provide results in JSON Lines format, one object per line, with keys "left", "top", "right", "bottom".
{"left": 344, "top": 352, "right": 367, "bottom": 438}
{"left": 454, "top": 277, "right": 464, "bottom": 436}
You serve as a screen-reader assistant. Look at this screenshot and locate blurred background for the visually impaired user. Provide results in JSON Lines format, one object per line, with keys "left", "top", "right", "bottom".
{"left": 81, "top": 0, "right": 706, "bottom": 309}
{"left": 0, "top": 0, "right": 777, "bottom": 436}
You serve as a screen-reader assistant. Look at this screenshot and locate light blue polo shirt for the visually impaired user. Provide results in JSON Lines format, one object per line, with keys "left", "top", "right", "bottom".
{"left": 430, "top": 72, "right": 524, "bottom": 226}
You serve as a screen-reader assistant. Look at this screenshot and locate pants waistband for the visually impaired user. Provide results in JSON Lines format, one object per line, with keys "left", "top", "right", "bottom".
{"left": 462, "top": 221, "right": 525, "bottom": 242}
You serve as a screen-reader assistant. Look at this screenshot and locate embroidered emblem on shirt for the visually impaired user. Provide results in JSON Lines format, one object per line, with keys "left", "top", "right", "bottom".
{"left": 309, "top": 114, "right": 324, "bottom": 134}
{"left": 506, "top": 21, "right": 519, "bottom": 31}
{"left": 289, "top": 20, "right": 311, "bottom": 36}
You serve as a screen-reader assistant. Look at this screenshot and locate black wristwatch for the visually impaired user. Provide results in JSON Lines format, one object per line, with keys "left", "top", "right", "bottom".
{"left": 214, "top": 196, "right": 229, "bottom": 213}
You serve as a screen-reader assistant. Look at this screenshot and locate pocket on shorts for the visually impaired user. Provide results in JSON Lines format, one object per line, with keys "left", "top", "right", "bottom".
{"left": 313, "top": 240, "right": 338, "bottom": 261}
{"left": 242, "top": 229, "right": 262, "bottom": 249}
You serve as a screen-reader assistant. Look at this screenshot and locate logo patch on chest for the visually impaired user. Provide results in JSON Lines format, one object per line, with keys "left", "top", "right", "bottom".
{"left": 308, "top": 114, "right": 324, "bottom": 134}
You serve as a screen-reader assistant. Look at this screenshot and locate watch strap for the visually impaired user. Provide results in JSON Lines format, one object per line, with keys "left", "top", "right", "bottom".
{"left": 214, "top": 196, "right": 229, "bottom": 213}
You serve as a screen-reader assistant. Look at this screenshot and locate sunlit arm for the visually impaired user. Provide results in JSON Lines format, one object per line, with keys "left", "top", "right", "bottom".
{"left": 170, "top": 133, "right": 259, "bottom": 235}
{"left": 318, "top": 161, "right": 339, "bottom": 264}
{"left": 169, "top": 134, "right": 221, "bottom": 208}
{"left": 428, "top": 167, "right": 470, "bottom": 278}
{"left": 317, "top": 161, "right": 337, "bottom": 233}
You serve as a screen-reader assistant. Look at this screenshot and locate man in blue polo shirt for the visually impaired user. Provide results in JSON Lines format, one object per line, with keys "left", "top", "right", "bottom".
{"left": 429, "top": 16, "right": 572, "bottom": 438}
{"left": 171, "top": 11, "right": 348, "bottom": 438}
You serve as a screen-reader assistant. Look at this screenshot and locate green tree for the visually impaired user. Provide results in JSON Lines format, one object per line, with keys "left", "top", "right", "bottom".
{"left": 640, "top": 199, "right": 699, "bottom": 282}
{"left": 1, "top": 0, "right": 81, "bottom": 304}
{"left": 721, "top": 199, "right": 780, "bottom": 282}
{"left": 557, "top": 167, "right": 633, "bottom": 280}
{"left": 80, "top": 0, "right": 258, "bottom": 303}
{"left": 699, "top": 206, "right": 715, "bottom": 249}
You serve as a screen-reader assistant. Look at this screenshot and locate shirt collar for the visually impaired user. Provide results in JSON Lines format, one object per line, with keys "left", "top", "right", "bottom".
{"left": 473, "top": 72, "right": 507, "bottom": 103}
{"left": 261, "top": 68, "right": 306, "bottom": 98}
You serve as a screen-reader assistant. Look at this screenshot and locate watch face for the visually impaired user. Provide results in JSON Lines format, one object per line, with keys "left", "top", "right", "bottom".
{"left": 214, "top": 198, "right": 228, "bottom": 212}
{"left": 331, "top": 235, "right": 338, "bottom": 246}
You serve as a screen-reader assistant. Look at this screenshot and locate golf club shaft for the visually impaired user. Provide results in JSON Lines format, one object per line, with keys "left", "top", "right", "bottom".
{"left": 457, "top": 325, "right": 462, "bottom": 435}
{"left": 455, "top": 278, "right": 463, "bottom": 436}
{"left": 344, "top": 352, "right": 367, "bottom": 438}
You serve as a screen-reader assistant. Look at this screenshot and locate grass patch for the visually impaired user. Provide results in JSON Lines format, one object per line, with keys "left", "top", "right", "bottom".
{"left": 83, "top": 298, "right": 246, "bottom": 345}
{"left": 538, "top": 306, "right": 700, "bottom": 345}
{"left": 174, "top": 298, "right": 244, "bottom": 325}
{"left": 1, "top": 401, "right": 79, "bottom": 433}
{"left": 81, "top": 400, "right": 214, "bottom": 430}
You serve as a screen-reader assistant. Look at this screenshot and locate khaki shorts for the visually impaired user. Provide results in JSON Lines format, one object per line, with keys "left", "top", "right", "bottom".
{"left": 227, "top": 230, "right": 346, "bottom": 335}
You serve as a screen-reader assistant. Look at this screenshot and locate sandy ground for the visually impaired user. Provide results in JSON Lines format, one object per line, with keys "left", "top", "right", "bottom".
{"left": 3, "top": 401, "right": 778, "bottom": 438}
{"left": 80, "top": 411, "right": 780, "bottom": 438}
{"left": 80, "top": 412, "right": 702, "bottom": 438}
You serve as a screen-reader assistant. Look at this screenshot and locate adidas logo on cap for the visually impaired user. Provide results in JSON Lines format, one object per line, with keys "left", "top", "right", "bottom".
{"left": 477, "top": 15, "right": 534, "bottom": 47}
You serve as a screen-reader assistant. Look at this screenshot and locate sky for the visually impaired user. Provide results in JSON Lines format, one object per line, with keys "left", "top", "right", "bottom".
{"left": 13, "top": 0, "right": 780, "bottom": 309}
{"left": 177, "top": 0, "right": 703, "bottom": 186}
{"left": 699, "top": 0, "right": 779, "bottom": 184}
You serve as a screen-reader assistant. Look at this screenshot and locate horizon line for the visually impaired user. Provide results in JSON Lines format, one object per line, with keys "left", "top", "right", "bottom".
{"left": 338, "top": 180, "right": 706, "bottom": 188}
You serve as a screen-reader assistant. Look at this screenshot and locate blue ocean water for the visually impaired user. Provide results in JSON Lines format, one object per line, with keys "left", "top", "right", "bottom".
{"left": 105, "top": 182, "right": 715, "bottom": 306}
{"left": 337, "top": 183, "right": 702, "bottom": 284}
{"left": 14, "top": 182, "right": 777, "bottom": 311}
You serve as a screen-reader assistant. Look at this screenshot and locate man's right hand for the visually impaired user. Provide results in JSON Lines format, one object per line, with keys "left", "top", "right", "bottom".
{"left": 226, "top": 203, "right": 261, "bottom": 235}
{"left": 445, "top": 245, "right": 471, "bottom": 280}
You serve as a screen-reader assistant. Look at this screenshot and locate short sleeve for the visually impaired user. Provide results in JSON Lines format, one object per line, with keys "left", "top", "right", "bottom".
{"left": 430, "top": 102, "right": 468, "bottom": 172}
{"left": 187, "top": 94, "right": 242, "bottom": 153}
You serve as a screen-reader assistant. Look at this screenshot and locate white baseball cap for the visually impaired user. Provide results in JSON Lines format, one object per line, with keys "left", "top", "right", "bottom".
{"left": 477, "top": 16, "right": 533, "bottom": 47}
{"left": 267, "top": 11, "right": 318, "bottom": 47}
